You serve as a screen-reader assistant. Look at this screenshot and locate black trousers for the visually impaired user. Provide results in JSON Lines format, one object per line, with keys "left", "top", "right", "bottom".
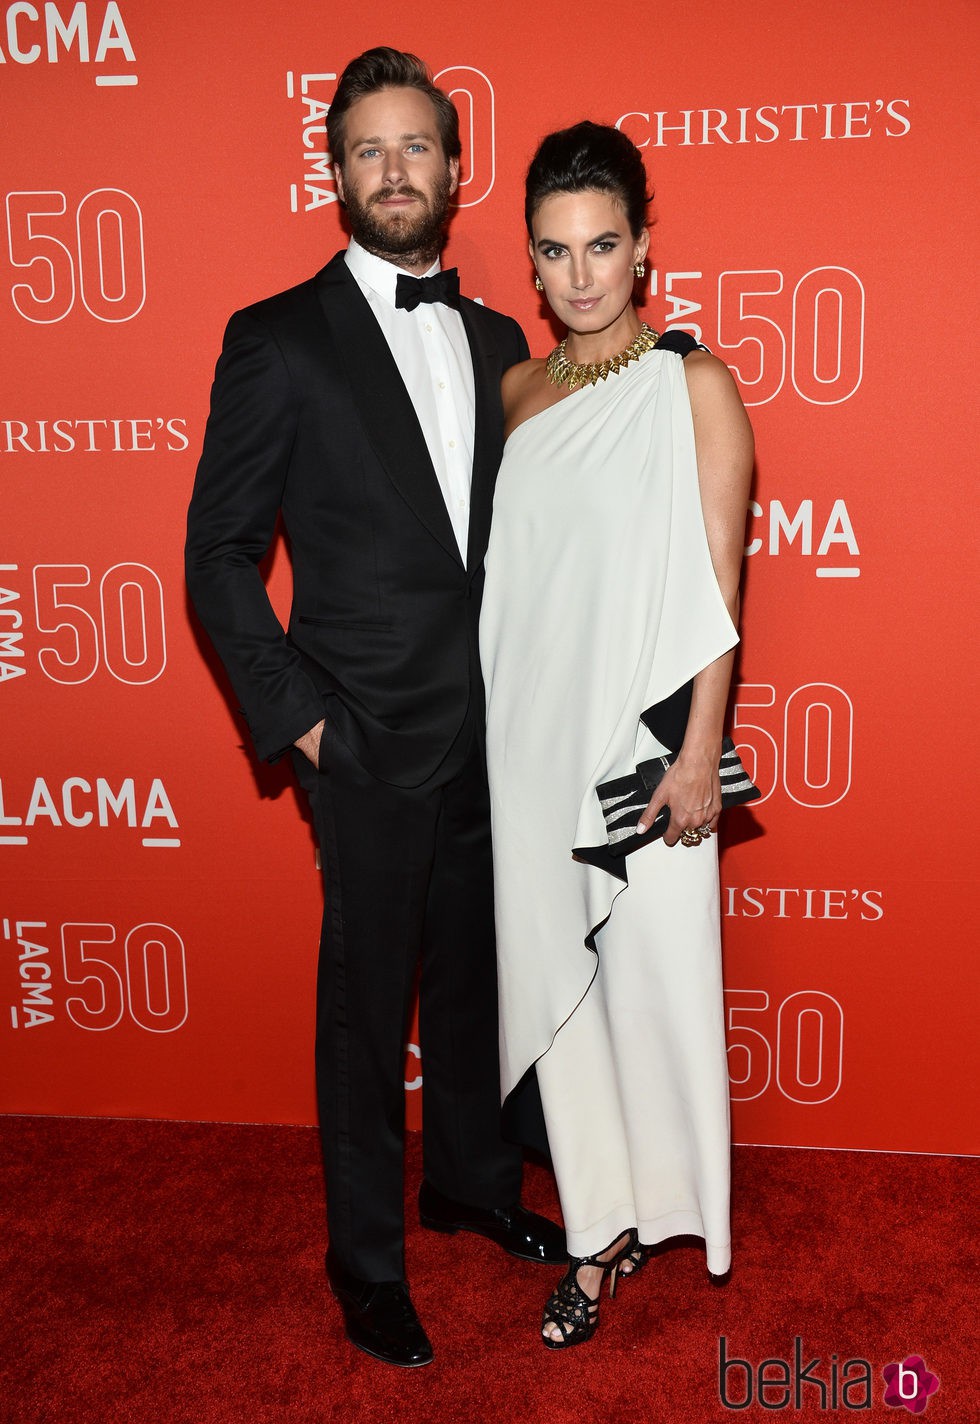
{"left": 294, "top": 719, "right": 522, "bottom": 1281}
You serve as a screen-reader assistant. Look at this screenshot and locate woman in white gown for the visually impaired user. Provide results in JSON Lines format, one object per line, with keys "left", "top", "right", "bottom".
{"left": 479, "top": 123, "right": 754, "bottom": 1348}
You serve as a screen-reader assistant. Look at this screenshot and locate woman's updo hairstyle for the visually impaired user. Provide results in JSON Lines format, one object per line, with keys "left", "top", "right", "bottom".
{"left": 524, "top": 121, "right": 650, "bottom": 238}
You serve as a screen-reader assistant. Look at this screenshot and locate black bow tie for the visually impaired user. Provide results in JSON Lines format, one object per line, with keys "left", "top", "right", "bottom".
{"left": 394, "top": 268, "right": 461, "bottom": 312}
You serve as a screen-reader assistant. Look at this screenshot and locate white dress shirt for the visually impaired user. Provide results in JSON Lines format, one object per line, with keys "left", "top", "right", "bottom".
{"left": 344, "top": 239, "right": 476, "bottom": 561}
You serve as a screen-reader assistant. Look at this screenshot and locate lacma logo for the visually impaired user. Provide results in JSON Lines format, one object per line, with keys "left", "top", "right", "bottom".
{"left": 0, "top": 3, "right": 137, "bottom": 86}
{"left": 0, "top": 775, "right": 179, "bottom": 847}
{"left": 746, "top": 498, "right": 860, "bottom": 579}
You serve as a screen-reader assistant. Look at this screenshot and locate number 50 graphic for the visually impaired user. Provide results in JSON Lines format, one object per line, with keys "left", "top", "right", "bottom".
{"left": 718, "top": 267, "right": 865, "bottom": 406}
{"left": 726, "top": 989, "right": 844, "bottom": 1104}
{"left": 6, "top": 189, "right": 146, "bottom": 324}
{"left": 33, "top": 563, "right": 167, "bottom": 684}
{"left": 733, "top": 682, "right": 853, "bottom": 808}
{"left": 62, "top": 922, "right": 188, "bottom": 1034}
{"left": 435, "top": 67, "right": 495, "bottom": 207}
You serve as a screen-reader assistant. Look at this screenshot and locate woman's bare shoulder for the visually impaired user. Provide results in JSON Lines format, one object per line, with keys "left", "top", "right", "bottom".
{"left": 502, "top": 358, "right": 548, "bottom": 407}
{"left": 681, "top": 349, "right": 743, "bottom": 403}
{"left": 502, "top": 358, "right": 563, "bottom": 437}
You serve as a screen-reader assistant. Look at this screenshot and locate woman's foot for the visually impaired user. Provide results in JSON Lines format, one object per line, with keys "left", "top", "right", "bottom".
{"left": 541, "top": 1229, "right": 637, "bottom": 1347}
{"left": 617, "top": 1238, "right": 652, "bottom": 1279}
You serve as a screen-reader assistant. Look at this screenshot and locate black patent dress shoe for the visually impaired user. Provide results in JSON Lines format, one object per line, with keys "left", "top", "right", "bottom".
{"left": 418, "top": 1180, "right": 566, "bottom": 1264}
{"left": 325, "top": 1250, "right": 433, "bottom": 1368}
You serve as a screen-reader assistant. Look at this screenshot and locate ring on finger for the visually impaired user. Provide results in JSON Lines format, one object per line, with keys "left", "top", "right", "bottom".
{"left": 680, "top": 828, "right": 703, "bottom": 848}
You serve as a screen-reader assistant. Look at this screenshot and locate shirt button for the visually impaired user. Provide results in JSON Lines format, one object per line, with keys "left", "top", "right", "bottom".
{"left": 425, "top": 323, "right": 433, "bottom": 333}
{"left": 438, "top": 381, "right": 446, "bottom": 390}
{"left": 448, "top": 439, "right": 456, "bottom": 449}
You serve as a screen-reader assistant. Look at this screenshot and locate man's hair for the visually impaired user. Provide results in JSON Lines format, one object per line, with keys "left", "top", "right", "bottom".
{"left": 327, "top": 47, "right": 461, "bottom": 167}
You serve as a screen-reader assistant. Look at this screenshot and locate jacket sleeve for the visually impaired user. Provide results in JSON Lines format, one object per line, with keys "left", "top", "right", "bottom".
{"left": 185, "top": 309, "right": 325, "bottom": 761}
{"left": 506, "top": 315, "right": 530, "bottom": 367}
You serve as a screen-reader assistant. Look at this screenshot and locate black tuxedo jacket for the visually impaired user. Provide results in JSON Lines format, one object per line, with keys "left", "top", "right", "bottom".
{"left": 186, "top": 251, "right": 529, "bottom": 785}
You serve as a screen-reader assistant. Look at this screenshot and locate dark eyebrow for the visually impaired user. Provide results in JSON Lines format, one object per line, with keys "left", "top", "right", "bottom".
{"left": 535, "top": 230, "right": 622, "bottom": 250}
{"left": 352, "top": 131, "right": 437, "bottom": 147}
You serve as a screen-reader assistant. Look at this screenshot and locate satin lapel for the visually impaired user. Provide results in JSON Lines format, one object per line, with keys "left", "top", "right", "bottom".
{"left": 460, "top": 300, "right": 505, "bottom": 574}
{"left": 313, "top": 258, "right": 461, "bottom": 566}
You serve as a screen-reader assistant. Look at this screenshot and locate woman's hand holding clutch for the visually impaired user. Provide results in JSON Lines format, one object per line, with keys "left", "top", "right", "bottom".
{"left": 636, "top": 751, "right": 721, "bottom": 848}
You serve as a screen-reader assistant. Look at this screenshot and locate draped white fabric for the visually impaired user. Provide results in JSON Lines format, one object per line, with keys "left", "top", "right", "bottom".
{"left": 480, "top": 351, "right": 737, "bottom": 1265}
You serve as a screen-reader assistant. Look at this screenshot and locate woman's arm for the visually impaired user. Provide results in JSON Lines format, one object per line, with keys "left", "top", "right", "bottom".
{"left": 637, "top": 353, "right": 754, "bottom": 846}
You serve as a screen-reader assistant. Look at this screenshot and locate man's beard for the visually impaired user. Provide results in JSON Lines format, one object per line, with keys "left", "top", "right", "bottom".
{"left": 343, "top": 170, "right": 454, "bottom": 266}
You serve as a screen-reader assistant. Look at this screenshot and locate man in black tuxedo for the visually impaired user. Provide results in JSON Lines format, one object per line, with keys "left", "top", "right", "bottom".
{"left": 185, "top": 48, "right": 562, "bottom": 1367}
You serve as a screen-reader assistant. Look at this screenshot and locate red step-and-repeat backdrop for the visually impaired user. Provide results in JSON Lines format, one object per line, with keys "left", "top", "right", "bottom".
{"left": 2, "top": 0, "right": 977, "bottom": 1154}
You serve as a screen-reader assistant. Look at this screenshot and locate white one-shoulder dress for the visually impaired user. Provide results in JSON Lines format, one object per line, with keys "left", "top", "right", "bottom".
{"left": 480, "top": 348, "right": 737, "bottom": 1273}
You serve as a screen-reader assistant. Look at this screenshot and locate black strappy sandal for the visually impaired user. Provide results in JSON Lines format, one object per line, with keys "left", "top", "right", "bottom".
{"left": 617, "top": 1238, "right": 653, "bottom": 1280}
{"left": 541, "top": 1228, "right": 638, "bottom": 1350}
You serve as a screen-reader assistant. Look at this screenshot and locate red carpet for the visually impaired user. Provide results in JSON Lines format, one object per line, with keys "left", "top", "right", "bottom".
{"left": 1, "top": 1116, "right": 974, "bottom": 1422}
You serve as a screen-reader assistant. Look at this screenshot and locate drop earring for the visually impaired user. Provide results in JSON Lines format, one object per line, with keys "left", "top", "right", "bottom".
{"left": 534, "top": 275, "right": 544, "bottom": 291}
{"left": 633, "top": 263, "right": 646, "bottom": 280}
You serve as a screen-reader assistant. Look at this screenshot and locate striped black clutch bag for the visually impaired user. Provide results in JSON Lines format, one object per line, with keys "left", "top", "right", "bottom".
{"left": 595, "top": 737, "right": 760, "bottom": 857}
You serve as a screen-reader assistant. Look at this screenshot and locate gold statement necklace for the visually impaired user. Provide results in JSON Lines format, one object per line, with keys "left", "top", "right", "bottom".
{"left": 545, "top": 322, "right": 661, "bottom": 392}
